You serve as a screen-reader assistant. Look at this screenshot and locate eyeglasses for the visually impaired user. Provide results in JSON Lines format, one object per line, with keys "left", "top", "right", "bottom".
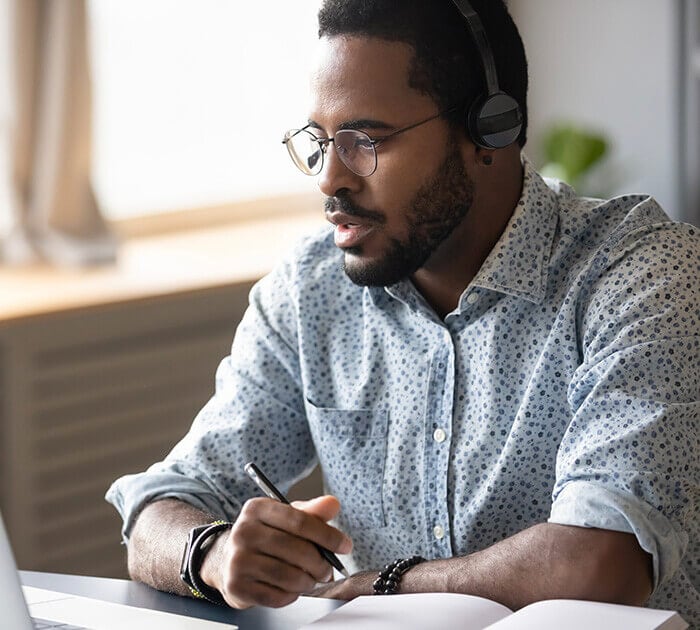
{"left": 282, "top": 109, "right": 453, "bottom": 177}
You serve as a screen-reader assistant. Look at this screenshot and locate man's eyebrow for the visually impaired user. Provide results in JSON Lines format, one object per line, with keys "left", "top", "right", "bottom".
{"left": 307, "top": 118, "right": 394, "bottom": 132}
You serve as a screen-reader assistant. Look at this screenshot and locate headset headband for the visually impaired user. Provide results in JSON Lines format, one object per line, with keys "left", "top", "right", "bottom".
{"left": 450, "top": 0, "right": 499, "bottom": 95}
{"left": 449, "top": 0, "right": 523, "bottom": 149}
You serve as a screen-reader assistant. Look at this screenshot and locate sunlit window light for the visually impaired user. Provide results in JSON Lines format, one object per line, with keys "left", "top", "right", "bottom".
{"left": 88, "top": 0, "right": 321, "bottom": 220}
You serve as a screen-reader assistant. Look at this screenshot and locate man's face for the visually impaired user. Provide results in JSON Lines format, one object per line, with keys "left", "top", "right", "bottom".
{"left": 309, "top": 36, "right": 475, "bottom": 287}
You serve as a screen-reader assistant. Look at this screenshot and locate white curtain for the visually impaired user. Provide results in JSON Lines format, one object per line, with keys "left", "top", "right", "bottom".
{"left": 3, "top": 0, "right": 116, "bottom": 266}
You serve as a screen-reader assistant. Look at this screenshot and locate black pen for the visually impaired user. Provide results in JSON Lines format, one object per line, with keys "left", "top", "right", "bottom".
{"left": 244, "top": 462, "right": 350, "bottom": 578}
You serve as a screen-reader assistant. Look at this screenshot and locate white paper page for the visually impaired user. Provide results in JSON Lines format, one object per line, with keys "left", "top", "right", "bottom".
{"left": 24, "top": 586, "right": 238, "bottom": 630}
{"left": 486, "top": 599, "right": 688, "bottom": 630}
{"left": 300, "top": 592, "right": 512, "bottom": 629}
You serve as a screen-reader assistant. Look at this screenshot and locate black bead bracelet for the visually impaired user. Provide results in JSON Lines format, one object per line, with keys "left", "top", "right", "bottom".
{"left": 372, "top": 555, "right": 426, "bottom": 595}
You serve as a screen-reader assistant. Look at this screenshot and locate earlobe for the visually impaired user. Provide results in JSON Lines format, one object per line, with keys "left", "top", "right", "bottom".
{"left": 471, "top": 144, "right": 495, "bottom": 167}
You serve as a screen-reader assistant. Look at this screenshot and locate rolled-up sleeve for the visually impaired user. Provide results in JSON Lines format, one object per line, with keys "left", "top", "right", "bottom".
{"left": 106, "top": 255, "right": 317, "bottom": 541}
{"left": 549, "top": 222, "right": 699, "bottom": 592}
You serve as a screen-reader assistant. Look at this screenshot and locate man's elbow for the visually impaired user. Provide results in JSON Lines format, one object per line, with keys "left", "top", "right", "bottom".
{"left": 543, "top": 524, "right": 653, "bottom": 606}
{"left": 587, "top": 529, "right": 653, "bottom": 606}
{"left": 536, "top": 523, "right": 653, "bottom": 606}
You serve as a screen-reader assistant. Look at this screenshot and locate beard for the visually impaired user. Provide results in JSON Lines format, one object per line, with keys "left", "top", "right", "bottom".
{"left": 335, "top": 141, "right": 475, "bottom": 287}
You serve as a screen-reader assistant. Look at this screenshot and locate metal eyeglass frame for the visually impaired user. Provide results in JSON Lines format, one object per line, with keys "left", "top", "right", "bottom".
{"left": 282, "top": 107, "right": 456, "bottom": 177}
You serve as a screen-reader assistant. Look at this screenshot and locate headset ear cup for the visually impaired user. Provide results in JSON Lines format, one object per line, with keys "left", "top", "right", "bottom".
{"left": 467, "top": 94, "right": 489, "bottom": 148}
{"left": 468, "top": 92, "right": 523, "bottom": 149}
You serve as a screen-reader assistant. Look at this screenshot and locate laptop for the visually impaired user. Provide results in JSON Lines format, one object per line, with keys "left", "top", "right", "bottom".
{"left": 0, "top": 513, "right": 236, "bottom": 629}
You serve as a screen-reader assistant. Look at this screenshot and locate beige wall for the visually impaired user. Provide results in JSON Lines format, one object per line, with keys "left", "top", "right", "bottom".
{"left": 510, "top": 0, "right": 681, "bottom": 218}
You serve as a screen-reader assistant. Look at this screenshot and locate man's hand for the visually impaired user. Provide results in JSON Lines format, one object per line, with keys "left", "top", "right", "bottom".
{"left": 200, "top": 495, "right": 353, "bottom": 609}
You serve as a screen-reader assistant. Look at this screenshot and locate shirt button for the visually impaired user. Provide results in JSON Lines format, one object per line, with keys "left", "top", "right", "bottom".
{"left": 433, "top": 428, "right": 447, "bottom": 443}
{"left": 433, "top": 525, "right": 445, "bottom": 540}
{"left": 466, "top": 292, "right": 479, "bottom": 305}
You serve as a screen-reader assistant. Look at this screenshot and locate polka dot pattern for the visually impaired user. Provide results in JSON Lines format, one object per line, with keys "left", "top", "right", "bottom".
{"left": 107, "top": 157, "right": 698, "bottom": 624}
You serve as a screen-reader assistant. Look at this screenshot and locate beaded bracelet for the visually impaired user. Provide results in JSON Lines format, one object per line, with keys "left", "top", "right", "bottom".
{"left": 372, "top": 555, "right": 426, "bottom": 595}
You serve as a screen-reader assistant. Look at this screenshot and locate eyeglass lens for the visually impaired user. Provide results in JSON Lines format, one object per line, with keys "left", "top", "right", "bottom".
{"left": 284, "top": 128, "right": 378, "bottom": 177}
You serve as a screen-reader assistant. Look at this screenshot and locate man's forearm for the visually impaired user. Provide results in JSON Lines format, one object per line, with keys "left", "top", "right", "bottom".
{"left": 315, "top": 523, "right": 653, "bottom": 609}
{"left": 127, "top": 499, "right": 215, "bottom": 596}
{"left": 402, "top": 523, "right": 653, "bottom": 609}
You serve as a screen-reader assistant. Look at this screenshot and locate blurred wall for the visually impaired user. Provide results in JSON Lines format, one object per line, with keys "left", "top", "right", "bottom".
{"left": 510, "top": 0, "right": 681, "bottom": 218}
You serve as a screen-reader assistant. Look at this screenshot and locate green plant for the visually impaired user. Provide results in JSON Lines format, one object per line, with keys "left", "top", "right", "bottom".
{"left": 540, "top": 124, "right": 609, "bottom": 192}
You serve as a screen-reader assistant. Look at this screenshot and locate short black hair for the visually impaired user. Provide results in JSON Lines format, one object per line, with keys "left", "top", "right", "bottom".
{"left": 317, "top": 0, "right": 528, "bottom": 147}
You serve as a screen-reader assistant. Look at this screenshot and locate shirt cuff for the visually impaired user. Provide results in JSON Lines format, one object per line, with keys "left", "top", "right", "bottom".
{"left": 548, "top": 481, "right": 689, "bottom": 592}
{"left": 105, "top": 467, "right": 237, "bottom": 543}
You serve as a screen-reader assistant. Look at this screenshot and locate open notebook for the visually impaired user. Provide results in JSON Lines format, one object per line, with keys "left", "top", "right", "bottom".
{"left": 300, "top": 593, "right": 688, "bottom": 630}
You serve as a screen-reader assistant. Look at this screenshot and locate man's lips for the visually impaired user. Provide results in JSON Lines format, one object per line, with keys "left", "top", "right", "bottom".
{"left": 326, "top": 211, "right": 377, "bottom": 248}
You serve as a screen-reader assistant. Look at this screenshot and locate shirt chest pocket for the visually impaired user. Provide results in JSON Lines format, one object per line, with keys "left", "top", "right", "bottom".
{"left": 305, "top": 402, "right": 388, "bottom": 528}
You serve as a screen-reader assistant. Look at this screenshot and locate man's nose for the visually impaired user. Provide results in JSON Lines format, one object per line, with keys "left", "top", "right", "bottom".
{"left": 317, "top": 141, "right": 362, "bottom": 197}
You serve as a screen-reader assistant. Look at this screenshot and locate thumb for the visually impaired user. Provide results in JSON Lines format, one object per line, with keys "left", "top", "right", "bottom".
{"left": 292, "top": 495, "right": 341, "bottom": 522}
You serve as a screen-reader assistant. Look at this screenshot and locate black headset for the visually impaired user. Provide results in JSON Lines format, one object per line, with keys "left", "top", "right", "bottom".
{"left": 450, "top": 0, "right": 523, "bottom": 149}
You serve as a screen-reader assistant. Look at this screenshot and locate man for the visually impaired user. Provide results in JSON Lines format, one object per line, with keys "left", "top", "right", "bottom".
{"left": 107, "top": 0, "right": 699, "bottom": 624}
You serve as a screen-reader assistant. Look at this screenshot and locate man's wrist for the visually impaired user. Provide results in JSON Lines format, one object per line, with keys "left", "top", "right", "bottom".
{"left": 198, "top": 527, "right": 230, "bottom": 591}
{"left": 180, "top": 521, "right": 233, "bottom": 605}
{"left": 373, "top": 556, "right": 426, "bottom": 594}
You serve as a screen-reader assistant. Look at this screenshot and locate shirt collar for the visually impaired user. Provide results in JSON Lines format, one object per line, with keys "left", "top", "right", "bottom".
{"left": 469, "top": 155, "right": 559, "bottom": 305}
{"left": 376, "top": 154, "right": 560, "bottom": 309}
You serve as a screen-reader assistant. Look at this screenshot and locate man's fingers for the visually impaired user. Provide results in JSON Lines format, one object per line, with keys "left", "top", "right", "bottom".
{"left": 242, "top": 497, "right": 352, "bottom": 554}
{"left": 247, "top": 553, "right": 318, "bottom": 594}
{"left": 244, "top": 583, "right": 299, "bottom": 609}
{"left": 221, "top": 572, "right": 300, "bottom": 610}
{"left": 237, "top": 519, "right": 333, "bottom": 583}
{"left": 292, "top": 495, "right": 341, "bottom": 522}
{"left": 220, "top": 545, "right": 323, "bottom": 609}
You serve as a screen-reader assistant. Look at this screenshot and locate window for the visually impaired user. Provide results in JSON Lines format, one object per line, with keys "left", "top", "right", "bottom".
{"left": 680, "top": 0, "right": 700, "bottom": 224}
{"left": 88, "top": 0, "right": 322, "bottom": 220}
{"left": 0, "top": 0, "right": 12, "bottom": 234}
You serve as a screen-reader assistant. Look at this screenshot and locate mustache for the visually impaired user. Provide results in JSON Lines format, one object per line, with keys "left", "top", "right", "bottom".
{"left": 324, "top": 195, "right": 386, "bottom": 224}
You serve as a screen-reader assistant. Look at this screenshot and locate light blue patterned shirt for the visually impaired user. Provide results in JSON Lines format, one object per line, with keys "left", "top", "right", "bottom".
{"left": 107, "top": 158, "right": 699, "bottom": 624}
